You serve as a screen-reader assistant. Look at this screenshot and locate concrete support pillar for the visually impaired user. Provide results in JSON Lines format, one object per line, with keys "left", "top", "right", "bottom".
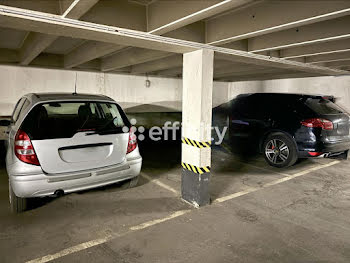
{"left": 181, "top": 49, "right": 214, "bottom": 207}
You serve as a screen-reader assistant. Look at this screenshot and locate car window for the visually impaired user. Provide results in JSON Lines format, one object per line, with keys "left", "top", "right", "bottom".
{"left": 232, "top": 96, "right": 267, "bottom": 119}
{"left": 305, "top": 98, "right": 345, "bottom": 115}
{"left": 20, "top": 101, "right": 130, "bottom": 140}
{"left": 99, "top": 103, "right": 125, "bottom": 127}
{"left": 12, "top": 98, "right": 25, "bottom": 123}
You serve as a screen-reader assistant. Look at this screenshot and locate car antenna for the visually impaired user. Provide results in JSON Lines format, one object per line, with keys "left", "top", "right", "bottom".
{"left": 73, "top": 72, "right": 78, "bottom": 95}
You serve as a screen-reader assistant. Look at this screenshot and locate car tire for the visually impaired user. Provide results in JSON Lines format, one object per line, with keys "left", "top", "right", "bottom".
{"left": 263, "top": 132, "right": 298, "bottom": 168}
{"left": 9, "top": 181, "right": 28, "bottom": 213}
{"left": 121, "top": 175, "right": 139, "bottom": 189}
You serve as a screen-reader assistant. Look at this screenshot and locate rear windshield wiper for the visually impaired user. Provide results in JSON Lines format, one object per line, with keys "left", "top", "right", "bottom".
{"left": 85, "top": 129, "right": 120, "bottom": 135}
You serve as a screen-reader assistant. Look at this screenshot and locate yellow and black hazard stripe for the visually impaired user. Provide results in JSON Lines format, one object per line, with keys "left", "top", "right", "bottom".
{"left": 182, "top": 137, "right": 211, "bottom": 148}
{"left": 181, "top": 162, "right": 211, "bottom": 174}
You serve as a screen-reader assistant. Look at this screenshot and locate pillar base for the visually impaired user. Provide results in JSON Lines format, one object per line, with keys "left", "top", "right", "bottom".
{"left": 181, "top": 168, "right": 210, "bottom": 207}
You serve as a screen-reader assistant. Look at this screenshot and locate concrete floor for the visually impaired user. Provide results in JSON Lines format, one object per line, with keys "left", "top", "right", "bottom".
{"left": 1, "top": 140, "right": 350, "bottom": 263}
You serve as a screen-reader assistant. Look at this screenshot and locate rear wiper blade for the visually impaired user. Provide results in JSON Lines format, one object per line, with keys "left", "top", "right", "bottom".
{"left": 91, "top": 118, "right": 117, "bottom": 134}
{"left": 85, "top": 129, "right": 118, "bottom": 135}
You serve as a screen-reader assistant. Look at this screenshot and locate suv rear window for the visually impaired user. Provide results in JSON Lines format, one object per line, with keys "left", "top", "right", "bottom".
{"left": 305, "top": 98, "right": 345, "bottom": 115}
{"left": 21, "top": 101, "right": 130, "bottom": 140}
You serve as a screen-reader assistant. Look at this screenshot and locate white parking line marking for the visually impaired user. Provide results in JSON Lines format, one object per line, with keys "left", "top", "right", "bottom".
{"left": 26, "top": 210, "right": 190, "bottom": 263}
{"left": 25, "top": 160, "right": 340, "bottom": 263}
{"left": 130, "top": 210, "right": 191, "bottom": 231}
{"left": 141, "top": 172, "right": 179, "bottom": 195}
{"left": 26, "top": 236, "right": 114, "bottom": 263}
{"left": 214, "top": 160, "right": 340, "bottom": 203}
{"left": 238, "top": 161, "right": 291, "bottom": 177}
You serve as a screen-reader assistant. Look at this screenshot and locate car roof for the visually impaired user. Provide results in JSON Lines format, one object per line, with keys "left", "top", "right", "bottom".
{"left": 236, "top": 93, "right": 333, "bottom": 99}
{"left": 25, "top": 93, "right": 115, "bottom": 104}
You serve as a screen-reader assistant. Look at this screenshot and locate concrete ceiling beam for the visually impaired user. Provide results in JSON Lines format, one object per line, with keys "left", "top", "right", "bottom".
{"left": 131, "top": 55, "right": 183, "bottom": 74}
{"left": 30, "top": 53, "right": 64, "bottom": 68}
{"left": 0, "top": 5, "right": 348, "bottom": 77}
{"left": 0, "top": 0, "right": 60, "bottom": 14}
{"left": 216, "top": 68, "right": 290, "bottom": 79}
{"left": 306, "top": 50, "right": 350, "bottom": 64}
{"left": 206, "top": 1, "right": 350, "bottom": 45}
{"left": 215, "top": 50, "right": 349, "bottom": 75}
{"left": 62, "top": 0, "right": 149, "bottom": 68}
{"left": 64, "top": 41, "right": 123, "bottom": 68}
{"left": 100, "top": 22, "right": 205, "bottom": 71}
{"left": 30, "top": 53, "right": 101, "bottom": 70}
{"left": 19, "top": 33, "right": 58, "bottom": 66}
{"left": 247, "top": 16, "right": 350, "bottom": 53}
{"left": 60, "top": 0, "right": 99, "bottom": 19}
{"left": 0, "top": 5, "right": 195, "bottom": 53}
{"left": 280, "top": 39, "right": 350, "bottom": 59}
{"left": 131, "top": 55, "right": 246, "bottom": 75}
{"left": 220, "top": 72, "right": 319, "bottom": 82}
{"left": 288, "top": 57, "right": 306, "bottom": 63}
{"left": 214, "top": 64, "right": 268, "bottom": 78}
{"left": 147, "top": 0, "right": 256, "bottom": 35}
{"left": 101, "top": 49, "right": 172, "bottom": 72}
{"left": 323, "top": 60, "right": 350, "bottom": 69}
{"left": 78, "top": 0, "right": 253, "bottom": 69}
{"left": 154, "top": 67, "right": 183, "bottom": 77}
{"left": 18, "top": 0, "right": 99, "bottom": 65}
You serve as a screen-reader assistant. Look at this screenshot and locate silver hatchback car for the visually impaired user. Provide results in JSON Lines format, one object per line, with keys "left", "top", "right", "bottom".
{"left": 1, "top": 93, "right": 142, "bottom": 213}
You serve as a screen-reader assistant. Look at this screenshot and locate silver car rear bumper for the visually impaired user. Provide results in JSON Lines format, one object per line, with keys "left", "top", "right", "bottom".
{"left": 10, "top": 156, "right": 142, "bottom": 198}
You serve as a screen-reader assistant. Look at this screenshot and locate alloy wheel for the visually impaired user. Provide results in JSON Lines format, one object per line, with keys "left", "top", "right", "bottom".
{"left": 265, "top": 139, "right": 290, "bottom": 164}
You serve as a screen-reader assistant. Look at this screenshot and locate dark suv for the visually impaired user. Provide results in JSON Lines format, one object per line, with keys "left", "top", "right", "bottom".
{"left": 228, "top": 93, "right": 350, "bottom": 168}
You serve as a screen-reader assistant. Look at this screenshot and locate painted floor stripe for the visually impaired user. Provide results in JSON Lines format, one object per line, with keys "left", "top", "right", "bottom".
{"left": 141, "top": 173, "right": 179, "bottom": 195}
{"left": 25, "top": 160, "right": 340, "bottom": 263}
{"left": 26, "top": 210, "right": 190, "bottom": 263}
{"left": 214, "top": 160, "right": 340, "bottom": 203}
{"left": 26, "top": 235, "right": 114, "bottom": 263}
{"left": 130, "top": 210, "right": 191, "bottom": 231}
{"left": 237, "top": 161, "right": 292, "bottom": 177}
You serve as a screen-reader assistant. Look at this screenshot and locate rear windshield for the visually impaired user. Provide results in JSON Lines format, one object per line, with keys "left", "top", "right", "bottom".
{"left": 305, "top": 98, "right": 345, "bottom": 115}
{"left": 21, "top": 101, "right": 130, "bottom": 140}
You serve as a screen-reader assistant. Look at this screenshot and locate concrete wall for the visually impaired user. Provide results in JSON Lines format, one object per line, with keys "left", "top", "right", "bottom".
{"left": 1, "top": 64, "right": 349, "bottom": 117}
{"left": 0, "top": 65, "right": 228, "bottom": 116}
{"left": 228, "top": 75, "right": 350, "bottom": 112}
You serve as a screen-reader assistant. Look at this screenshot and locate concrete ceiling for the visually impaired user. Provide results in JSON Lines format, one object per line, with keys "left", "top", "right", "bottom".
{"left": 0, "top": 0, "right": 349, "bottom": 81}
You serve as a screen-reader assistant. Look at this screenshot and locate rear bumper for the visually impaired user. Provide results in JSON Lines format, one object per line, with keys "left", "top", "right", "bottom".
{"left": 10, "top": 157, "right": 142, "bottom": 198}
{"left": 298, "top": 140, "right": 350, "bottom": 158}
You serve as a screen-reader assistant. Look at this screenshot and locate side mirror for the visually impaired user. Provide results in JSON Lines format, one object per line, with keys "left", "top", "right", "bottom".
{"left": 0, "top": 120, "right": 11, "bottom": 127}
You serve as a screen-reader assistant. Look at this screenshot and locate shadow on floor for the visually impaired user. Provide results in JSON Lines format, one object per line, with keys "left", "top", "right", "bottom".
{"left": 137, "top": 129, "right": 182, "bottom": 172}
{"left": 0, "top": 141, "right": 5, "bottom": 168}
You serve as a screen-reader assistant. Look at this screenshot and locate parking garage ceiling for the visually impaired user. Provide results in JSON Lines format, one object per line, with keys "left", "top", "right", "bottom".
{"left": 0, "top": 0, "right": 349, "bottom": 81}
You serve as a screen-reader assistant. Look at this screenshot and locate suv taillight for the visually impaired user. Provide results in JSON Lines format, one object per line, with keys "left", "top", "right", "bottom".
{"left": 127, "top": 130, "right": 137, "bottom": 154}
{"left": 301, "top": 118, "right": 334, "bottom": 130}
{"left": 15, "top": 130, "right": 40, "bottom": 165}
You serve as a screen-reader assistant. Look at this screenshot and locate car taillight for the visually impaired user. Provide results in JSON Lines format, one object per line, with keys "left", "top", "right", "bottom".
{"left": 14, "top": 130, "right": 40, "bottom": 166}
{"left": 127, "top": 130, "right": 137, "bottom": 154}
{"left": 301, "top": 118, "right": 334, "bottom": 130}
